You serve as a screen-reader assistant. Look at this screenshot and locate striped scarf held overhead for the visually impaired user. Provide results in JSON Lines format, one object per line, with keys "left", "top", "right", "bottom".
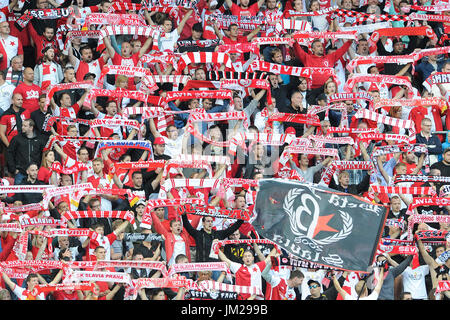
{"left": 176, "top": 52, "right": 232, "bottom": 74}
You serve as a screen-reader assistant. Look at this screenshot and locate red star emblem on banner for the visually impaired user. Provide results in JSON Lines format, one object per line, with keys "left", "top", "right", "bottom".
{"left": 312, "top": 214, "right": 339, "bottom": 239}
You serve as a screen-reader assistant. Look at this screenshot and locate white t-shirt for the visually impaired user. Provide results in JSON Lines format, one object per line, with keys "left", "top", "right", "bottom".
{"left": 157, "top": 29, "right": 179, "bottom": 52}
{"left": 344, "top": 291, "right": 379, "bottom": 300}
{"left": 402, "top": 265, "right": 430, "bottom": 300}
{"left": 169, "top": 234, "right": 186, "bottom": 266}
{"left": 163, "top": 133, "right": 184, "bottom": 158}
{"left": 0, "top": 81, "right": 14, "bottom": 112}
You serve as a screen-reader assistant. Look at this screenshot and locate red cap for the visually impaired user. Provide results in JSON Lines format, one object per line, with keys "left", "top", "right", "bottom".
{"left": 285, "top": 127, "right": 296, "bottom": 135}
{"left": 154, "top": 137, "right": 166, "bottom": 145}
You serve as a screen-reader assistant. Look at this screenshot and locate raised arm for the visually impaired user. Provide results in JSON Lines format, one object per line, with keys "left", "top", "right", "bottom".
{"left": 177, "top": 9, "right": 194, "bottom": 35}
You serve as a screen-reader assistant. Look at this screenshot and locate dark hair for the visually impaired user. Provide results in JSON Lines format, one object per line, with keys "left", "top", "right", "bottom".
{"left": 290, "top": 269, "right": 305, "bottom": 280}
{"left": 192, "top": 22, "right": 203, "bottom": 32}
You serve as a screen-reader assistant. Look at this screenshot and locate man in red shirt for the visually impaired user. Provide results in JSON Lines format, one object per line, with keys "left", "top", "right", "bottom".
{"left": 293, "top": 39, "right": 353, "bottom": 88}
{"left": 28, "top": 24, "right": 59, "bottom": 64}
{"left": 224, "top": 0, "right": 265, "bottom": 17}
{"left": 49, "top": 90, "right": 88, "bottom": 136}
{"left": 0, "top": 92, "right": 29, "bottom": 148}
{"left": 214, "top": 22, "right": 260, "bottom": 45}
{"left": 13, "top": 67, "right": 42, "bottom": 113}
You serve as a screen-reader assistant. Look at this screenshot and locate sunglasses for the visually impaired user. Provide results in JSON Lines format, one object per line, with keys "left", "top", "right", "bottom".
{"left": 309, "top": 284, "right": 319, "bottom": 289}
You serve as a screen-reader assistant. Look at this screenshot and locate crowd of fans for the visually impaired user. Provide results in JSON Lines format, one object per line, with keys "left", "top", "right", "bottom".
{"left": 0, "top": 0, "right": 448, "bottom": 301}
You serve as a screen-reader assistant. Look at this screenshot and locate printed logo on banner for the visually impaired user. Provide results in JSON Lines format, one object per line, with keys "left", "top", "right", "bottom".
{"left": 283, "top": 188, "right": 353, "bottom": 252}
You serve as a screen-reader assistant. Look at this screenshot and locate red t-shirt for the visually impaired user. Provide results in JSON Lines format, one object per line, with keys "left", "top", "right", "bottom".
{"left": 230, "top": 2, "right": 260, "bottom": 17}
{"left": 13, "top": 83, "right": 42, "bottom": 113}
{"left": 0, "top": 108, "right": 30, "bottom": 143}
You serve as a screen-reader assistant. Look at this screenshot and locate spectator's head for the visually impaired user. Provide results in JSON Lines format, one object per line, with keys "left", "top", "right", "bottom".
{"left": 271, "top": 48, "right": 283, "bottom": 64}
{"left": 266, "top": 0, "right": 277, "bottom": 9}
{"left": 63, "top": 66, "right": 76, "bottom": 82}
{"left": 442, "top": 148, "right": 450, "bottom": 165}
{"left": 197, "top": 270, "right": 213, "bottom": 282}
{"left": 175, "top": 254, "right": 188, "bottom": 264}
{"left": 307, "top": 279, "right": 322, "bottom": 298}
{"left": 25, "top": 273, "right": 39, "bottom": 291}
{"left": 288, "top": 269, "right": 304, "bottom": 287}
{"left": 77, "top": 146, "right": 90, "bottom": 163}
{"left": 92, "top": 223, "right": 105, "bottom": 236}
{"left": 169, "top": 219, "right": 183, "bottom": 236}
{"left": 228, "top": 24, "right": 239, "bottom": 38}
{"left": 228, "top": 229, "right": 241, "bottom": 240}
{"left": 240, "top": 0, "right": 250, "bottom": 8}
{"left": 42, "top": 46, "right": 55, "bottom": 62}
{"left": 105, "top": 100, "right": 118, "bottom": 116}
{"left": 36, "top": 0, "right": 49, "bottom": 9}
{"left": 233, "top": 95, "right": 243, "bottom": 111}
{"left": 441, "top": 61, "right": 450, "bottom": 73}
{"left": 89, "top": 198, "right": 101, "bottom": 211}
{"left": 26, "top": 163, "right": 38, "bottom": 181}
{"left": 0, "top": 289, "right": 11, "bottom": 300}
{"left": 166, "top": 125, "right": 179, "bottom": 140}
{"left": 131, "top": 171, "right": 143, "bottom": 188}
{"left": 192, "top": 23, "right": 203, "bottom": 40}
{"left": 94, "top": 246, "right": 106, "bottom": 260}
{"left": 297, "top": 77, "right": 308, "bottom": 92}
{"left": 394, "top": 161, "right": 407, "bottom": 175}
{"left": 112, "top": 219, "right": 126, "bottom": 239}
{"left": 115, "top": 75, "right": 128, "bottom": 89}
{"left": 60, "top": 173, "right": 73, "bottom": 186}
{"left": 324, "top": 80, "right": 337, "bottom": 95}
{"left": 130, "top": 39, "right": 142, "bottom": 54}
{"left": 368, "top": 65, "right": 379, "bottom": 74}
{"left": 150, "top": 289, "right": 167, "bottom": 300}
{"left": 356, "top": 38, "right": 369, "bottom": 55}
{"left": 80, "top": 45, "right": 93, "bottom": 63}
{"left": 56, "top": 200, "right": 69, "bottom": 213}
{"left": 92, "top": 157, "right": 104, "bottom": 175}
{"left": 66, "top": 124, "right": 78, "bottom": 137}
{"left": 154, "top": 207, "right": 165, "bottom": 220}
{"left": 338, "top": 171, "right": 350, "bottom": 188}
{"left": 201, "top": 216, "right": 214, "bottom": 233}
{"left": 43, "top": 26, "right": 55, "bottom": 41}
{"left": 100, "top": 0, "right": 112, "bottom": 12}
{"left": 202, "top": 98, "right": 214, "bottom": 110}
{"left": 0, "top": 21, "right": 9, "bottom": 36}
{"left": 234, "top": 194, "right": 246, "bottom": 209}
{"left": 311, "top": 39, "right": 324, "bottom": 56}
{"left": 194, "top": 68, "right": 206, "bottom": 81}
{"left": 392, "top": 38, "right": 405, "bottom": 54}
{"left": 22, "top": 118, "right": 35, "bottom": 136}
{"left": 292, "top": 0, "right": 303, "bottom": 10}
{"left": 320, "top": 120, "right": 331, "bottom": 134}
{"left": 23, "top": 67, "right": 34, "bottom": 83}
{"left": 290, "top": 90, "right": 303, "bottom": 109}
{"left": 162, "top": 18, "right": 173, "bottom": 33}
{"left": 242, "top": 249, "right": 255, "bottom": 266}
{"left": 153, "top": 136, "right": 166, "bottom": 156}
{"left": 401, "top": 292, "right": 413, "bottom": 300}
{"left": 120, "top": 41, "right": 133, "bottom": 58}
{"left": 58, "top": 92, "right": 72, "bottom": 108}
{"left": 41, "top": 149, "right": 55, "bottom": 169}
{"left": 11, "top": 55, "right": 23, "bottom": 71}
{"left": 83, "top": 73, "right": 96, "bottom": 81}
{"left": 420, "top": 118, "right": 432, "bottom": 135}
{"left": 390, "top": 195, "right": 402, "bottom": 212}
{"left": 187, "top": 98, "right": 199, "bottom": 110}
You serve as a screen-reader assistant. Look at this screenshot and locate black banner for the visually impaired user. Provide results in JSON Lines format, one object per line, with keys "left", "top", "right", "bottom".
{"left": 252, "top": 179, "right": 388, "bottom": 273}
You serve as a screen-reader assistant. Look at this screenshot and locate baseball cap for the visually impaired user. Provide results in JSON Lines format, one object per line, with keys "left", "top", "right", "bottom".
{"left": 307, "top": 279, "right": 321, "bottom": 287}
{"left": 154, "top": 137, "right": 166, "bottom": 145}
{"left": 134, "top": 199, "right": 146, "bottom": 207}
{"left": 285, "top": 127, "right": 296, "bottom": 135}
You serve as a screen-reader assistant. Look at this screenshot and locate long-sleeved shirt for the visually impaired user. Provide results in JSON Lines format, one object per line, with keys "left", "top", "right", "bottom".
{"left": 378, "top": 255, "right": 413, "bottom": 300}
{"left": 292, "top": 40, "right": 352, "bottom": 88}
